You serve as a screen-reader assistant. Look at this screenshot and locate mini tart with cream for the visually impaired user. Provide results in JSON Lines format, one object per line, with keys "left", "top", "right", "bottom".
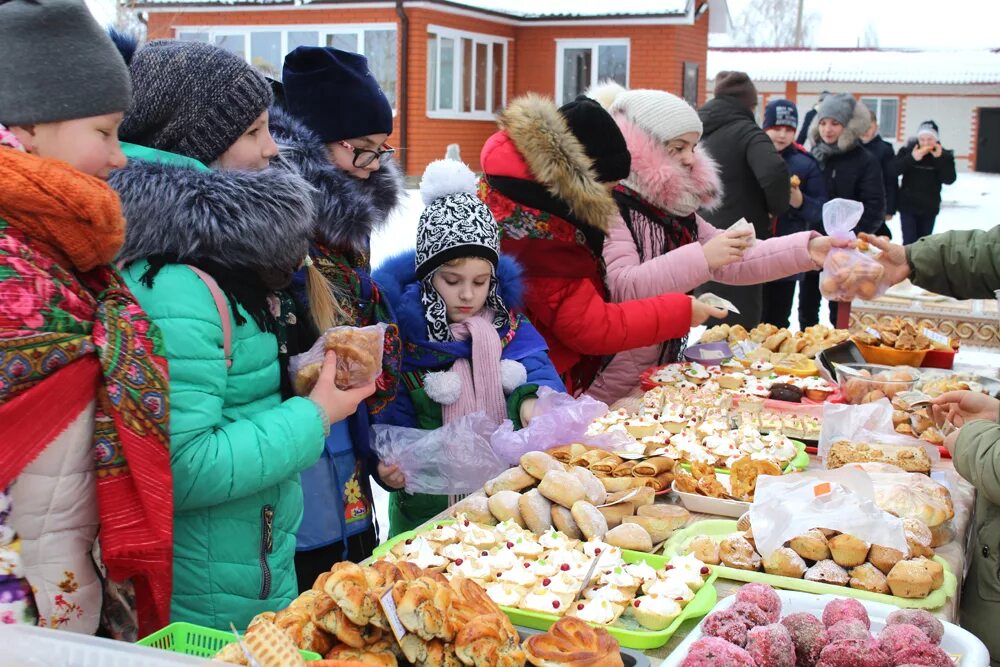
{"left": 629, "top": 595, "right": 682, "bottom": 630}
{"left": 542, "top": 571, "right": 581, "bottom": 596}
{"left": 493, "top": 518, "right": 531, "bottom": 541}
{"left": 664, "top": 555, "right": 711, "bottom": 590}
{"left": 599, "top": 565, "right": 638, "bottom": 589}
{"left": 526, "top": 558, "right": 559, "bottom": 578}
{"left": 583, "top": 584, "right": 633, "bottom": 604}
{"left": 659, "top": 414, "right": 688, "bottom": 434}
{"left": 409, "top": 542, "right": 448, "bottom": 570}
{"left": 750, "top": 361, "right": 774, "bottom": 378}
{"left": 485, "top": 547, "right": 519, "bottom": 571}
{"left": 510, "top": 537, "right": 544, "bottom": 559}
{"left": 484, "top": 582, "right": 526, "bottom": 607}
{"left": 539, "top": 529, "right": 577, "bottom": 551}
{"left": 624, "top": 561, "right": 659, "bottom": 583}
{"left": 460, "top": 525, "right": 498, "bottom": 549}
{"left": 519, "top": 586, "right": 572, "bottom": 616}
{"left": 568, "top": 598, "right": 625, "bottom": 625}
{"left": 447, "top": 556, "right": 493, "bottom": 582}
{"left": 644, "top": 577, "right": 695, "bottom": 605}
{"left": 424, "top": 524, "right": 459, "bottom": 545}
{"left": 624, "top": 415, "right": 661, "bottom": 439}
{"left": 496, "top": 565, "right": 539, "bottom": 588}
{"left": 440, "top": 542, "right": 478, "bottom": 562}
{"left": 683, "top": 364, "right": 712, "bottom": 384}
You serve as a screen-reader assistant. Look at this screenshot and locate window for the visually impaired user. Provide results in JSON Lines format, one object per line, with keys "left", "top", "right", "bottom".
{"left": 426, "top": 25, "right": 508, "bottom": 120}
{"left": 861, "top": 97, "right": 899, "bottom": 140}
{"left": 172, "top": 26, "right": 398, "bottom": 110}
{"left": 682, "top": 62, "right": 699, "bottom": 106}
{"left": 556, "top": 40, "right": 629, "bottom": 105}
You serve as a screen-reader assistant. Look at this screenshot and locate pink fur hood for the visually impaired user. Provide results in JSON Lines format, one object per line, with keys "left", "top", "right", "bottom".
{"left": 615, "top": 113, "right": 722, "bottom": 217}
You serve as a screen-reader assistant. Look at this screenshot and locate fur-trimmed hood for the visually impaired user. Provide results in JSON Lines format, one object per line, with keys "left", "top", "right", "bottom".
{"left": 808, "top": 98, "right": 871, "bottom": 153}
{"left": 268, "top": 106, "right": 404, "bottom": 253}
{"left": 486, "top": 94, "right": 618, "bottom": 232}
{"left": 374, "top": 251, "right": 524, "bottom": 345}
{"left": 614, "top": 113, "right": 722, "bottom": 216}
{"left": 111, "top": 157, "right": 315, "bottom": 276}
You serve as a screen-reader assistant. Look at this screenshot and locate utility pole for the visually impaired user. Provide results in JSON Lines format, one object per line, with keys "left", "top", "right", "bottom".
{"left": 794, "top": 0, "right": 804, "bottom": 47}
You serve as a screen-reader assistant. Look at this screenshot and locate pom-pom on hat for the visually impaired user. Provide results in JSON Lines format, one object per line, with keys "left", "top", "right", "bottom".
{"left": 415, "top": 159, "right": 500, "bottom": 280}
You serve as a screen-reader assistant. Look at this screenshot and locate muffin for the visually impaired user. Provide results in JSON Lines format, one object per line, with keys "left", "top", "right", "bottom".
{"left": 828, "top": 533, "right": 870, "bottom": 568}
{"left": 789, "top": 529, "right": 830, "bottom": 562}
{"left": 867, "top": 545, "right": 905, "bottom": 575}
{"left": 687, "top": 535, "right": 721, "bottom": 565}
{"left": 848, "top": 563, "right": 890, "bottom": 594}
{"left": 763, "top": 547, "right": 808, "bottom": 579}
{"left": 720, "top": 535, "right": 762, "bottom": 571}
{"left": 887, "top": 559, "right": 934, "bottom": 598}
{"left": 803, "top": 560, "right": 849, "bottom": 586}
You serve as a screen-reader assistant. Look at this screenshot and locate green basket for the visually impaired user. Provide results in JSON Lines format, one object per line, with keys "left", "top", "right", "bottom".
{"left": 138, "top": 621, "right": 322, "bottom": 661}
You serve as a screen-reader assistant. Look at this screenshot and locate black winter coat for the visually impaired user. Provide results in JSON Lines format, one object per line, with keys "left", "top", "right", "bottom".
{"left": 863, "top": 134, "right": 898, "bottom": 216}
{"left": 698, "top": 96, "right": 790, "bottom": 239}
{"left": 895, "top": 140, "right": 957, "bottom": 215}
{"left": 819, "top": 143, "right": 885, "bottom": 235}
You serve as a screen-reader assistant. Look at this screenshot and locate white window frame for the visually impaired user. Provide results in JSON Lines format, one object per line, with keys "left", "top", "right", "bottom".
{"left": 860, "top": 96, "right": 900, "bottom": 141}
{"left": 555, "top": 38, "right": 630, "bottom": 106}
{"left": 426, "top": 24, "right": 509, "bottom": 121}
{"left": 173, "top": 24, "right": 398, "bottom": 112}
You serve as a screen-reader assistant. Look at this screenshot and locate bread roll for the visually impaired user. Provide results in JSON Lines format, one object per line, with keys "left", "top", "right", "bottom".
{"left": 605, "top": 523, "right": 653, "bottom": 552}
{"left": 608, "top": 486, "right": 655, "bottom": 508}
{"left": 522, "top": 617, "right": 624, "bottom": 667}
{"left": 520, "top": 451, "right": 565, "bottom": 480}
{"left": 636, "top": 504, "right": 689, "bottom": 530}
{"left": 551, "top": 504, "right": 584, "bottom": 539}
{"left": 569, "top": 466, "right": 607, "bottom": 505}
{"left": 518, "top": 489, "right": 554, "bottom": 535}
{"left": 622, "top": 516, "right": 677, "bottom": 544}
{"left": 597, "top": 503, "right": 634, "bottom": 529}
{"left": 483, "top": 466, "right": 536, "bottom": 496}
{"left": 486, "top": 490, "right": 525, "bottom": 527}
{"left": 538, "top": 470, "right": 588, "bottom": 508}
{"left": 451, "top": 495, "right": 496, "bottom": 526}
{"left": 570, "top": 501, "right": 608, "bottom": 541}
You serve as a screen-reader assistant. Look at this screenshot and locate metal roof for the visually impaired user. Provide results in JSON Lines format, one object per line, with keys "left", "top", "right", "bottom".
{"left": 707, "top": 48, "right": 1000, "bottom": 85}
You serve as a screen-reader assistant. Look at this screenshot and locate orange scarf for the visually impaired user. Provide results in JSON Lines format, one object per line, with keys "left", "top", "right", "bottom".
{"left": 0, "top": 148, "right": 124, "bottom": 271}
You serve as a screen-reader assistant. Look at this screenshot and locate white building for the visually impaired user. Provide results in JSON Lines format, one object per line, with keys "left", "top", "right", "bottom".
{"left": 707, "top": 48, "right": 1000, "bottom": 172}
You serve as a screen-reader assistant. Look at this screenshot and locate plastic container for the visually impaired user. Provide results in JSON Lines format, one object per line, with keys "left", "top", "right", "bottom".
{"left": 138, "top": 622, "right": 322, "bottom": 661}
{"left": 683, "top": 342, "right": 732, "bottom": 365}
{"left": 854, "top": 338, "right": 930, "bottom": 367}
{"left": 921, "top": 348, "right": 957, "bottom": 369}
{"left": 663, "top": 519, "right": 957, "bottom": 610}
{"left": 660, "top": 588, "right": 989, "bottom": 667}
{"left": 671, "top": 479, "right": 750, "bottom": 518}
{"left": 834, "top": 363, "right": 920, "bottom": 405}
{"left": 0, "top": 623, "right": 210, "bottom": 666}
{"left": 678, "top": 440, "right": 810, "bottom": 476}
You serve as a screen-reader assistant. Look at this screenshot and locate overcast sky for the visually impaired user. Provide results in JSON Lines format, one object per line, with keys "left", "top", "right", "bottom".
{"left": 87, "top": 0, "right": 1000, "bottom": 49}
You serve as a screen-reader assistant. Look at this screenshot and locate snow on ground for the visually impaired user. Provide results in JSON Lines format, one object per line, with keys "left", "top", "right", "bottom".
{"left": 369, "top": 173, "right": 1000, "bottom": 543}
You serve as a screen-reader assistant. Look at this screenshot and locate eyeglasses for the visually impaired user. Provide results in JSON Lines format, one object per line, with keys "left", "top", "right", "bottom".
{"left": 339, "top": 141, "right": 395, "bottom": 168}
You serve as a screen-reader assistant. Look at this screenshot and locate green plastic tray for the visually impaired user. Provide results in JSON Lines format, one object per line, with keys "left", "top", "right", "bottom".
{"left": 679, "top": 439, "right": 809, "bottom": 475}
{"left": 138, "top": 621, "right": 322, "bottom": 661}
{"left": 373, "top": 519, "right": 718, "bottom": 650}
{"left": 662, "top": 519, "right": 957, "bottom": 610}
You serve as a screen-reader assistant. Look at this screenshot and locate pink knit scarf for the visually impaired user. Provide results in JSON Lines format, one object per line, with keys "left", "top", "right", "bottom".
{"left": 443, "top": 310, "right": 507, "bottom": 425}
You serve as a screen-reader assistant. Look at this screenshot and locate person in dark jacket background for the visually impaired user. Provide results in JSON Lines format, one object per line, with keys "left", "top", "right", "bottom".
{"left": 801, "top": 93, "right": 884, "bottom": 327}
{"left": 796, "top": 91, "right": 829, "bottom": 147}
{"left": 697, "top": 71, "right": 790, "bottom": 327}
{"left": 861, "top": 105, "right": 897, "bottom": 238}
{"left": 896, "top": 120, "right": 957, "bottom": 245}
{"left": 759, "top": 99, "right": 829, "bottom": 328}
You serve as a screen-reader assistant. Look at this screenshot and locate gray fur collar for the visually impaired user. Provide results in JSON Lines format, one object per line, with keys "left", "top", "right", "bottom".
{"left": 269, "top": 107, "right": 404, "bottom": 253}
{"left": 110, "top": 158, "right": 315, "bottom": 275}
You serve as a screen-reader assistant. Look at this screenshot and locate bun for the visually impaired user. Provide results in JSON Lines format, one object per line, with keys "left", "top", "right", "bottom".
{"left": 487, "top": 490, "right": 525, "bottom": 526}
{"left": 604, "top": 523, "right": 653, "bottom": 552}
{"left": 520, "top": 451, "right": 565, "bottom": 480}
{"left": 522, "top": 617, "right": 624, "bottom": 667}
{"left": 484, "top": 467, "right": 537, "bottom": 496}
{"left": 519, "top": 488, "right": 554, "bottom": 535}
{"left": 551, "top": 504, "right": 584, "bottom": 539}
{"left": 596, "top": 503, "right": 634, "bottom": 529}
{"left": 571, "top": 501, "right": 609, "bottom": 541}
{"left": 452, "top": 496, "right": 496, "bottom": 526}
{"left": 538, "top": 470, "right": 588, "bottom": 508}
{"left": 622, "top": 515, "right": 678, "bottom": 544}
{"left": 569, "top": 466, "right": 607, "bottom": 505}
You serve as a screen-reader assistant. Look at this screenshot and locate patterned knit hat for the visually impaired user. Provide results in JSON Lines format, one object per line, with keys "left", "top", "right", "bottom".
{"left": 415, "top": 159, "right": 508, "bottom": 342}
{"left": 589, "top": 82, "right": 702, "bottom": 144}
{"left": 119, "top": 40, "right": 273, "bottom": 165}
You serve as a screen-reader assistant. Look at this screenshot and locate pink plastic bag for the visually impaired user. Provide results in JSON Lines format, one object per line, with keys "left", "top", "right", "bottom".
{"left": 818, "top": 199, "right": 887, "bottom": 301}
{"left": 490, "top": 387, "right": 621, "bottom": 465}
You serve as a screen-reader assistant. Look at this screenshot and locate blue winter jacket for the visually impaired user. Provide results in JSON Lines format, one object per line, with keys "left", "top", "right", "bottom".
{"left": 776, "top": 143, "right": 828, "bottom": 237}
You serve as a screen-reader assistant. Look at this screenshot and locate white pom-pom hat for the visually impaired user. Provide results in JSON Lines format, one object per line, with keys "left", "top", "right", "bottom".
{"left": 414, "top": 159, "right": 499, "bottom": 281}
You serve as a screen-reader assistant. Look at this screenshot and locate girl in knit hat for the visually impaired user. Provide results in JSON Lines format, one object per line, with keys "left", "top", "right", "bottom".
{"left": 108, "top": 38, "right": 375, "bottom": 630}
{"left": 270, "top": 46, "right": 404, "bottom": 590}
{"left": 0, "top": 0, "right": 173, "bottom": 637}
{"left": 895, "top": 120, "right": 957, "bottom": 245}
{"left": 372, "top": 160, "right": 565, "bottom": 536}
{"left": 585, "top": 83, "right": 843, "bottom": 404}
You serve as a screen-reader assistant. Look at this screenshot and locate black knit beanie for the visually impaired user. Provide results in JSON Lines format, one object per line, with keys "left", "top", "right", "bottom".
{"left": 714, "top": 71, "right": 759, "bottom": 111}
{"left": 558, "top": 95, "right": 631, "bottom": 183}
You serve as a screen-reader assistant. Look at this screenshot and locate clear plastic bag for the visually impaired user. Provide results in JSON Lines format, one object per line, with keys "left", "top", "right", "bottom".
{"left": 289, "top": 323, "right": 388, "bottom": 394}
{"left": 818, "top": 399, "right": 941, "bottom": 464}
{"left": 749, "top": 467, "right": 909, "bottom": 560}
{"left": 840, "top": 462, "right": 956, "bottom": 533}
{"left": 489, "top": 387, "right": 619, "bottom": 465}
{"left": 370, "top": 412, "right": 508, "bottom": 496}
{"left": 818, "top": 198, "right": 887, "bottom": 301}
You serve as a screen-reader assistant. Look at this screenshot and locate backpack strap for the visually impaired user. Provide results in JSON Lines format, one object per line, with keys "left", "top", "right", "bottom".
{"left": 186, "top": 265, "right": 233, "bottom": 369}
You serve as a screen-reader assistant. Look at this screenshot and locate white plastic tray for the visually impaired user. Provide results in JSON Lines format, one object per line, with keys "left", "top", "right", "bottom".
{"left": 0, "top": 624, "right": 211, "bottom": 667}
{"left": 671, "top": 479, "right": 750, "bottom": 519}
{"left": 659, "top": 588, "right": 990, "bottom": 667}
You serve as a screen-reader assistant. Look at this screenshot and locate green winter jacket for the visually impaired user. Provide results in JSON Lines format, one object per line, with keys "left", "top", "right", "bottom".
{"left": 111, "top": 147, "right": 326, "bottom": 630}
{"left": 907, "top": 225, "right": 1000, "bottom": 664}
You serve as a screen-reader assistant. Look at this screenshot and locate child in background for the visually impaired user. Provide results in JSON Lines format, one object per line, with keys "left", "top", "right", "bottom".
{"left": 373, "top": 160, "right": 565, "bottom": 536}
{"left": 271, "top": 46, "right": 405, "bottom": 589}
{"left": 0, "top": 0, "right": 172, "bottom": 636}
{"left": 895, "top": 120, "right": 957, "bottom": 245}
{"left": 761, "top": 98, "right": 829, "bottom": 329}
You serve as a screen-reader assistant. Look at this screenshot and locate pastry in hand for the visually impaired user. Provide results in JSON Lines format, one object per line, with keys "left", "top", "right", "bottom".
{"left": 720, "top": 535, "right": 762, "bottom": 571}
{"left": 323, "top": 326, "right": 383, "bottom": 389}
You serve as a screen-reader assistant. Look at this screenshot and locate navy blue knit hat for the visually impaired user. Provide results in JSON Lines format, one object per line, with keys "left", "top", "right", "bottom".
{"left": 282, "top": 46, "right": 393, "bottom": 143}
{"left": 763, "top": 99, "right": 798, "bottom": 130}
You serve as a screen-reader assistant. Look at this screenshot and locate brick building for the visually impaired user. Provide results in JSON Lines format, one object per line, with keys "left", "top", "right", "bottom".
{"left": 138, "top": 0, "right": 723, "bottom": 175}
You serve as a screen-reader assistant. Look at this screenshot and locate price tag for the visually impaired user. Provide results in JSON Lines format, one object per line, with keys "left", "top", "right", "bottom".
{"left": 813, "top": 482, "right": 832, "bottom": 497}
{"left": 922, "top": 327, "right": 951, "bottom": 347}
{"left": 380, "top": 587, "right": 408, "bottom": 643}
{"left": 699, "top": 349, "right": 728, "bottom": 360}
{"left": 864, "top": 327, "right": 882, "bottom": 340}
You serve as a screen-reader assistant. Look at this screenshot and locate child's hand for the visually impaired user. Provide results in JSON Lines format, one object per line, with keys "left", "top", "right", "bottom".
{"left": 378, "top": 462, "right": 405, "bottom": 489}
{"left": 932, "top": 391, "right": 1000, "bottom": 428}
{"left": 689, "top": 296, "right": 727, "bottom": 326}
{"left": 702, "top": 227, "right": 752, "bottom": 270}
{"left": 519, "top": 398, "right": 538, "bottom": 426}
{"left": 309, "top": 351, "right": 377, "bottom": 423}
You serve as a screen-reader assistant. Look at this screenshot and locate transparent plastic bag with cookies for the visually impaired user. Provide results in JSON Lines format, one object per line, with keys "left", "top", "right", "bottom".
{"left": 817, "top": 400, "right": 940, "bottom": 469}
{"left": 748, "top": 467, "right": 908, "bottom": 561}
{"left": 817, "top": 199, "right": 888, "bottom": 302}
{"left": 289, "top": 323, "right": 389, "bottom": 394}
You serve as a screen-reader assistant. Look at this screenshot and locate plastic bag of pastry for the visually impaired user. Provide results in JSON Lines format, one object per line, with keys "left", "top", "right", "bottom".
{"left": 817, "top": 399, "right": 940, "bottom": 467}
{"left": 817, "top": 199, "right": 888, "bottom": 302}
{"left": 748, "top": 467, "right": 908, "bottom": 560}
{"left": 370, "top": 412, "right": 507, "bottom": 495}
{"left": 290, "top": 323, "right": 389, "bottom": 394}
{"left": 490, "top": 387, "right": 624, "bottom": 465}
{"left": 838, "top": 462, "right": 955, "bottom": 537}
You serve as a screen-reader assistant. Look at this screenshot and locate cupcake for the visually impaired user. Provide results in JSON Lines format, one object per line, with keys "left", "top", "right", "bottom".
{"left": 568, "top": 598, "right": 625, "bottom": 625}
{"left": 497, "top": 565, "right": 539, "bottom": 588}
{"left": 684, "top": 364, "right": 712, "bottom": 385}
{"left": 583, "top": 584, "right": 633, "bottom": 604}
{"left": 750, "top": 361, "right": 774, "bottom": 378}
{"left": 630, "top": 595, "right": 682, "bottom": 630}
{"left": 519, "top": 586, "right": 573, "bottom": 615}
{"left": 484, "top": 582, "right": 526, "bottom": 607}
{"left": 803, "top": 377, "right": 835, "bottom": 402}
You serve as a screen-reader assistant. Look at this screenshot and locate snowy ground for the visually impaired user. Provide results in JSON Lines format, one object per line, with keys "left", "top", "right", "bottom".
{"left": 368, "top": 172, "right": 1000, "bottom": 543}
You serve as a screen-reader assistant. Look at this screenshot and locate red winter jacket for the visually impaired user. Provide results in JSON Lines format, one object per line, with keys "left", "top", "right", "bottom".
{"left": 477, "top": 95, "right": 692, "bottom": 395}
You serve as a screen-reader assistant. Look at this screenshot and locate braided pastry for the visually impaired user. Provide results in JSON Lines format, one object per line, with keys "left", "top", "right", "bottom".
{"left": 323, "top": 562, "right": 377, "bottom": 626}
{"left": 522, "top": 617, "right": 623, "bottom": 667}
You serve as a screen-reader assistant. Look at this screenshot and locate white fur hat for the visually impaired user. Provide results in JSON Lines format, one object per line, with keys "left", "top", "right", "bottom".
{"left": 587, "top": 81, "right": 703, "bottom": 144}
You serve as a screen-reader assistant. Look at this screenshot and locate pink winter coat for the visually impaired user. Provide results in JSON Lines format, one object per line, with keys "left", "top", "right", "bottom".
{"left": 586, "top": 114, "right": 820, "bottom": 405}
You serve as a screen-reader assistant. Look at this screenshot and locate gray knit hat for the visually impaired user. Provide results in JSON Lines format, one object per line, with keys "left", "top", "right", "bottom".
{"left": 119, "top": 40, "right": 272, "bottom": 165}
{"left": 0, "top": 0, "right": 131, "bottom": 126}
{"left": 816, "top": 93, "right": 856, "bottom": 127}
